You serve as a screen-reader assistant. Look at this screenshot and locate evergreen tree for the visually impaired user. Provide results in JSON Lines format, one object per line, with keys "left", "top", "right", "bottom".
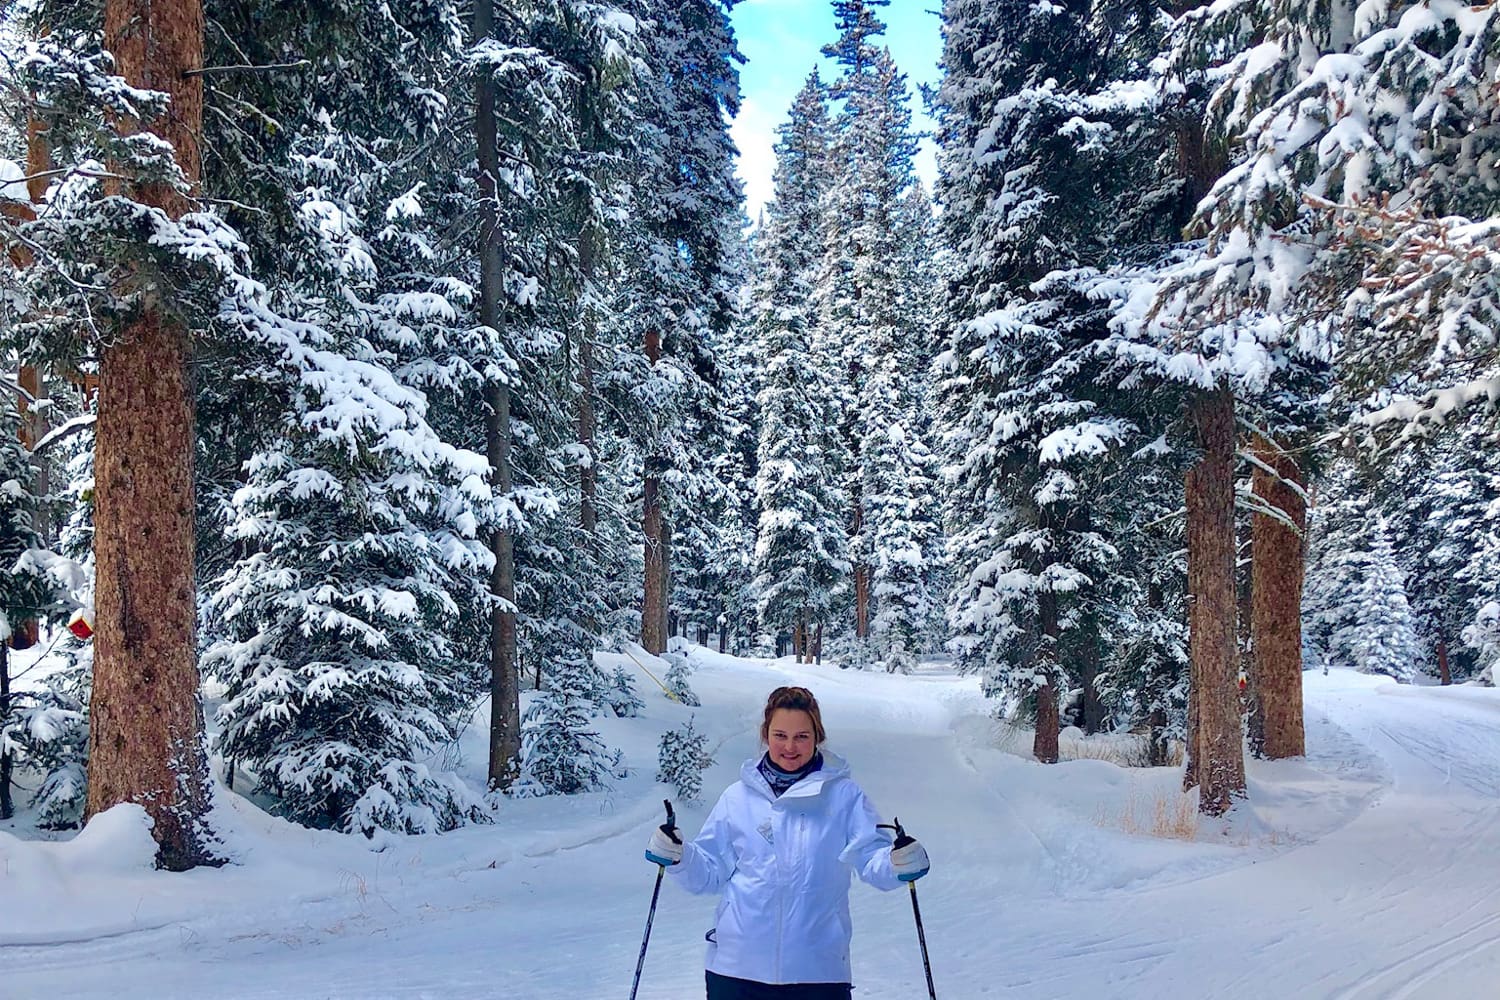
{"left": 1349, "top": 516, "right": 1418, "bottom": 683}
{"left": 816, "top": 4, "right": 939, "bottom": 665}
{"left": 750, "top": 73, "right": 849, "bottom": 660}
{"left": 607, "top": 0, "right": 743, "bottom": 656}
{"left": 195, "top": 0, "right": 510, "bottom": 831}
{"left": 934, "top": 0, "right": 1149, "bottom": 754}
{"left": 513, "top": 654, "right": 625, "bottom": 797}
{"left": 657, "top": 716, "right": 713, "bottom": 802}
{"left": 0, "top": 387, "right": 62, "bottom": 820}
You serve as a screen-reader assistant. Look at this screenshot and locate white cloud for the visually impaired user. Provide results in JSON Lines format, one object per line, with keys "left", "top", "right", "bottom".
{"left": 731, "top": 95, "right": 779, "bottom": 223}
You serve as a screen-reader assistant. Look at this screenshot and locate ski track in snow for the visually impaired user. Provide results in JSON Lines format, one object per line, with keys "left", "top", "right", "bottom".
{"left": 3, "top": 661, "right": 1499, "bottom": 999}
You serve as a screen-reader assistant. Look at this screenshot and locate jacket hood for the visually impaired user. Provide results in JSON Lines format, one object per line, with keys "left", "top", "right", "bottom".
{"left": 740, "top": 748, "right": 850, "bottom": 801}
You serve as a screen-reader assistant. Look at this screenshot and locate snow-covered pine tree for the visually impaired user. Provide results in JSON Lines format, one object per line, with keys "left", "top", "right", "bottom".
{"left": 662, "top": 646, "right": 700, "bottom": 707}
{"left": 935, "top": 0, "right": 1152, "bottom": 756}
{"left": 605, "top": 0, "right": 743, "bottom": 656}
{"left": 1303, "top": 481, "right": 1370, "bottom": 672}
{"left": 1160, "top": 0, "right": 1500, "bottom": 441}
{"left": 750, "top": 72, "right": 850, "bottom": 662}
{"left": 657, "top": 716, "right": 713, "bottom": 802}
{"left": 1357, "top": 412, "right": 1500, "bottom": 684}
{"left": 815, "top": 5, "right": 940, "bottom": 668}
{"left": 0, "top": 385, "right": 61, "bottom": 820}
{"left": 512, "top": 653, "right": 625, "bottom": 797}
{"left": 197, "top": 0, "right": 513, "bottom": 833}
{"left": 0, "top": 420, "right": 96, "bottom": 830}
{"left": 1466, "top": 603, "right": 1499, "bottom": 687}
{"left": 1349, "top": 515, "right": 1419, "bottom": 683}
{"left": 1, "top": 0, "right": 227, "bottom": 865}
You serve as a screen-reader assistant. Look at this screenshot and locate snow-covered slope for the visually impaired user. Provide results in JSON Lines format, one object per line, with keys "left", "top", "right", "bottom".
{"left": 3, "top": 653, "right": 1497, "bottom": 998}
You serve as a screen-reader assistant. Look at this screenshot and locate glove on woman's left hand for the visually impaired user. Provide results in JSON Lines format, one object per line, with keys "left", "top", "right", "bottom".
{"left": 890, "top": 836, "right": 930, "bottom": 882}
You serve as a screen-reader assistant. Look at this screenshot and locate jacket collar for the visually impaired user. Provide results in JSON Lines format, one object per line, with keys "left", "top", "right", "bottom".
{"left": 740, "top": 748, "right": 849, "bottom": 802}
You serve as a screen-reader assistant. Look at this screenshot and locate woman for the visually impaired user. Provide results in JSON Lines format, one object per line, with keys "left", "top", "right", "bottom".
{"left": 645, "top": 685, "right": 930, "bottom": 999}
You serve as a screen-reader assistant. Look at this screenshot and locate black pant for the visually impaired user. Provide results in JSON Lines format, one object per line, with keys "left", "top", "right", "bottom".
{"left": 705, "top": 970, "right": 852, "bottom": 1000}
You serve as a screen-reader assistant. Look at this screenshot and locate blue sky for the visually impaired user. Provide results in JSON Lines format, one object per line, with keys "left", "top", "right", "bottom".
{"left": 729, "top": 0, "right": 944, "bottom": 220}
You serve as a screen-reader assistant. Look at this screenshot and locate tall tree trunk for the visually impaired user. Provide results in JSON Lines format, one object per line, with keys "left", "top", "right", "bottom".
{"left": 1034, "top": 681, "right": 1060, "bottom": 764}
{"left": 476, "top": 0, "right": 519, "bottom": 792}
{"left": 1, "top": 643, "right": 12, "bottom": 820}
{"left": 85, "top": 0, "right": 217, "bottom": 871}
{"left": 641, "top": 328, "right": 668, "bottom": 654}
{"left": 1251, "top": 433, "right": 1306, "bottom": 758}
{"left": 1184, "top": 387, "right": 1246, "bottom": 815}
{"left": 1080, "top": 644, "right": 1106, "bottom": 735}
{"left": 1035, "top": 591, "right": 1061, "bottom": 764}
{"left": 641, "top": 468, "right": 666, "bottom": 654}
{"left": 854, "top": 566, "right": 870, "bottom": 638}
{"left": 852, "top": 501, "right": 870, "bottom": 639}
{"left": 577, "top": 223, "right": 598, "bottom": 542}
{"left": 1239, "top": 516, "right": 1263, "bottom": 758}
{"left": 1435, "top": 632, "right": 1452, "bottom": 686}
{"left": 1146, "top": 582, "right": 1172, "bottom": 767}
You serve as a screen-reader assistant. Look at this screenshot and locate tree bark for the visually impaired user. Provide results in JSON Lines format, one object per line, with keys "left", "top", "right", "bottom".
{"left": 854, "top": 565, "right": 871, "bottom": 639}
{"left": 852, "top": 500, "right": 870, "bottom": 639}
{"left": 1, "top": 643, "right": 12, "bottom": 820}
{"left": 1034, "top": 682, "right": 1060, "bottom": 764}
{"left": 1436, "top": 633, "right": 1452, "bottom": 686}
{"left": 1239, "top": 515, "right": 1262, "bottom": 758}
{"left": 85, "top": 0, "right": 218, "bottom": 871}
{"left": 641, "top": 328, "right": 668, "bottom": 654}
{"left": 476, "top": 0, "right": 519, "bottom": 792}
{"left": 1035, "top": 591, "right": 1061, "bottom": 764}
{"left": 1184, "top": 387, "right": 1246, "bottom": 815}
{"left": 1148, "top": 706, "right": 1171, "bottom": 768}
{"left": 1251, "top": 433, "right": 1306, "bottom": 758}
{"left": 577, "top": 223, "right": 598, "bottom": 542}
{"left": 1079, "top": 632, "right": 1106, "bottom": 735}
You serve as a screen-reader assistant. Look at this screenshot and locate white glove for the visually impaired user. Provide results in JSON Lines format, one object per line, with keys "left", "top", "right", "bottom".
{"left": 645, "top": 823, "right": 683, "bottom": 866}
{"left": 890, "top": 837, "right": 930, "bottom": 882}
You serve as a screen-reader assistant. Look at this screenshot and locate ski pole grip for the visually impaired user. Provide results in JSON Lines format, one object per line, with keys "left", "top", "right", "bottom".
{"left": 661, "top": 799, "right": 680, "bottom": 843}
{"left": 878, "top": 817, "right": 915, "bottom": 849}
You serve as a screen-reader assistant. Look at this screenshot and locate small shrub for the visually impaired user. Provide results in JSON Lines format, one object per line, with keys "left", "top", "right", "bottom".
{"left": 511, "top": 691, "right": 625, "bottom": 798}
{"left": 603, "top": 665, "right": 644, "bottom": 717}
{"left": 663, "top": 652, "right": 700, "bottom": 707}
{"left": 657, "top": 717, "right": 714, "bottom": 802}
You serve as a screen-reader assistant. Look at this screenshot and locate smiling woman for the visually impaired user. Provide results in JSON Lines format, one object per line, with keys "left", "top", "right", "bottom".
{"left": 729, "top": 0, "right": 942, "bottom": 220}
{"left": 643, "top": 685, "right": 932, "bottom": 999}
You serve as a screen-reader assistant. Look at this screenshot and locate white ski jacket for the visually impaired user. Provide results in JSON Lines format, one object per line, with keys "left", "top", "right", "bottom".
{"left": 668, "top": 750, "right": 902, "bottom": 985}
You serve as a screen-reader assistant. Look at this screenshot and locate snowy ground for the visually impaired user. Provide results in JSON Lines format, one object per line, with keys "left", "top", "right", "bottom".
{"left": 4, "top": 650, "right": 1499, "bottom": 999}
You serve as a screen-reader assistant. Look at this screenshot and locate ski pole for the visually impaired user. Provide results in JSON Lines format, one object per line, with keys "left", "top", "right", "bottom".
{"left": 631, "top": 799, "right": 678, "bottom": 1000}
{"left": 880, "top": 818, "right": 937, "bottom": 1000}
{"left": 907, "top": 879, "right": 937, "bottom": 1000}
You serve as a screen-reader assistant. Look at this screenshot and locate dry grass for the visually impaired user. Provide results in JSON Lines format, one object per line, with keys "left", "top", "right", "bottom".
{"left": 1102, "top": 786, "right": 1201, "bottom": 841}
{"left": 1060, "top": 735, "right": 1152, "bottom": 768}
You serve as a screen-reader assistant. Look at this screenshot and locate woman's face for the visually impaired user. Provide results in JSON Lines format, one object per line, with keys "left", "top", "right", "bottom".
{"left": 766, "top": 708, "right": 817, "bottom": 771}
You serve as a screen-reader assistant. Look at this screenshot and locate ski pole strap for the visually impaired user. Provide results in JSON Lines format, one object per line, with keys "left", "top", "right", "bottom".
{"left": 878, "top": 818, "right": 916, "bottom": 849}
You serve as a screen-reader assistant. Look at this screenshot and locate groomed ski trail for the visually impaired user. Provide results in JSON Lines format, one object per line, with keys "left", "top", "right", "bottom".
{"left": 4, "top": 664, "right": 1499, "bottom": 999}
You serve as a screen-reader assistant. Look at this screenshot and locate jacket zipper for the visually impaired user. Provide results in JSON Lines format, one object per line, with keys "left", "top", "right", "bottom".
{"left": 774, "top": 800, "right": 784, "bottom": 981}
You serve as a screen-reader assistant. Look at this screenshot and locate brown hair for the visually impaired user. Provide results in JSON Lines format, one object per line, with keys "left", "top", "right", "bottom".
{"left": 759, "top": 686, "right": 827, "bottom": 745}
